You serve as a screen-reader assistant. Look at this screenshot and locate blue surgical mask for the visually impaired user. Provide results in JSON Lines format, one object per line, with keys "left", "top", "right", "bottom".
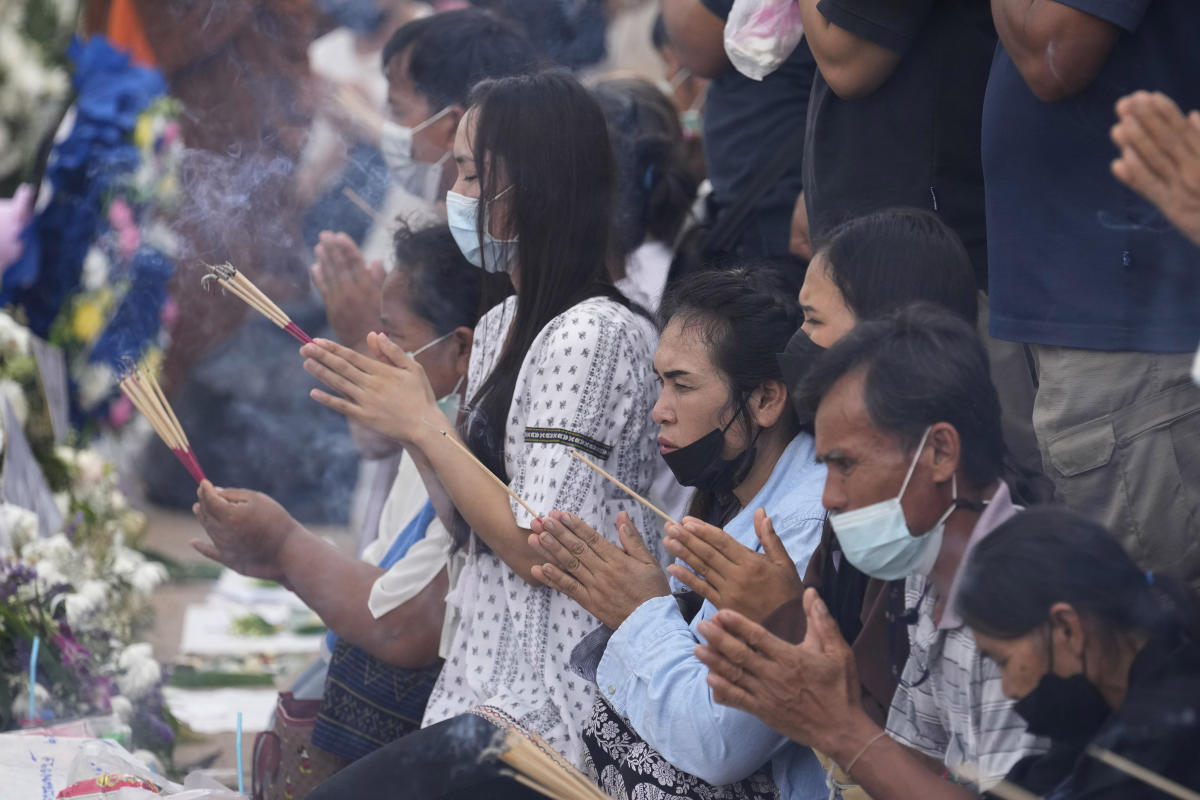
{"left": 407, "top": 331, "right": 464, "bottom": 422}
{"left": 445, "top": 188, "right": 517, "bottom": 274}
{"left": 828, "top": 426, "right": 957, "bottom": 581}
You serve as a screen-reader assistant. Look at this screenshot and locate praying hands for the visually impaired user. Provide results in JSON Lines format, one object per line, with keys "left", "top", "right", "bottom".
{"left": 664, "top": 509, "right": 805, "bottom": 623}
{"left": 302, "top": 332, "right": 442, "bottom": 442}
{"left": 529, "top": 510, "right": 671, "bottom": 629}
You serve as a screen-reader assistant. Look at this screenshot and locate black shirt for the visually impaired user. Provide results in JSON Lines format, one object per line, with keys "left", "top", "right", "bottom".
{"left": 1005, "top": 628, "right": 1200, "bottom": 799}
{"left": 699, "top": 0, "right": 816, "bottom": 257}
{"left": 984, "top": 0, "right": 1200, "bottom": 353}
{"left": 802, "top": 0, "right": 995, "bottom": 287}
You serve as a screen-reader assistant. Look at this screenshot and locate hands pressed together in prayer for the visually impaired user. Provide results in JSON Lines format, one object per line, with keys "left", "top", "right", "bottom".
{"left": 695, "top": 587, "right": 881, "bottom": 768}
{"left": 302, "top": 333, "right": 442, "bottom": 442}
{"left": 191, "top": 481, "right": 302, "bottom": 583}
{"left": 529, "top": 510, "right": 671, "bottom": 629}
{"left": 311, "top": 232, "right": 386, "bottom": 348}
{"left": 664, "top": 509, "right": 805, "bottom": 624}
{"left": 1111, "top": 90, "right": 1200, "bottom": 246}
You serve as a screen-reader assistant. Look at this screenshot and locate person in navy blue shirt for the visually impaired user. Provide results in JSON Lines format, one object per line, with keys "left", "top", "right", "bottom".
{"left": 984, "top": 0, "right": 1200, "bottom": 590}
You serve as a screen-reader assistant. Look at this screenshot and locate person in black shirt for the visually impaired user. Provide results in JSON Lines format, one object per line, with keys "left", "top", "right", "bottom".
{"left": 958, "top": 506, "right": 1200, "bottom": 799}
{"left": 798, "top": 0, "right": 994, "bottom": 288}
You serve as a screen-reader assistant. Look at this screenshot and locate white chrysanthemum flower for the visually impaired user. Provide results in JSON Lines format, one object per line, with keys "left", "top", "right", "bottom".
{"left": 81, "top": 247, "right": 110, "bottom": 292}
{"left": 77, "top": 363, "right": 116, "bottom": 409}
{"left": 72, "top": 448, "right": 107, "bottom": 491}
{"left": 109, "top": 694, "right": 133, "bottom": 723}
{"left": 64, "top": 590, "right": 98, "bottom": 628}
{"left": 0, "top": 311, "right": 30, "bottom": 358}
{"left": 0, "top": 503, "right": 37, "bottom": 550}
{"left": 0, "top": 378, "right": 27, "bottom": 427}
{"left": 131, "top": 561, "right": 167, "bottom": 595}
{"left": 116, "top": 643, "right": 162, "bottom": 699}
{"left": 11, "top": 684, "right": 50, "bottom": 721}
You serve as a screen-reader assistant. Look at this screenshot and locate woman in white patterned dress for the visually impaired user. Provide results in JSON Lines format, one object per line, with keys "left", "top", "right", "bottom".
{"left": 302, "top": 71, "right": 664, "bottom": 775}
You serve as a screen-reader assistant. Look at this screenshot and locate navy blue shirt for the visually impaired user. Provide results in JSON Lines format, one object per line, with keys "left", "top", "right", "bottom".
{"left": 984, "top": 0, "right": 1200, "bottom": 353}
{"left": 700, "top": 0, "right": 815, "bottom": 257}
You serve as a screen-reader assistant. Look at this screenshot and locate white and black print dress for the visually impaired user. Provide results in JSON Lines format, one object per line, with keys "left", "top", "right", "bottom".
{"left": 422, "top": 295, "right": 665, "bottom": 769}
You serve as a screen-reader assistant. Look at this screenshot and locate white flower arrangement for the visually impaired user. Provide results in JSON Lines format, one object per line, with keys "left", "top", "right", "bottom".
{"left": 0, "top": 310, "right": 31, "bottom": 358}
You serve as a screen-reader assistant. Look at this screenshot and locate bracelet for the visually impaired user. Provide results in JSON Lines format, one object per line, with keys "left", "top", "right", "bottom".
{"left": 843, "top": 731, "right": 888, "bottom": 776}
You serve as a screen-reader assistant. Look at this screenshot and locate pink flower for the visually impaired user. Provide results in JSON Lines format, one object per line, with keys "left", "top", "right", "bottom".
{"left": 108, "top": 198, "right": 142, "bottom": 260}
{"left": 163, "top": 121, "right": 180, "bottom": 147}
{"left": 109, "top": 394, "right": 133, "bottom": 428}
{"left": 160, "top": 297, "right": 179, "bottom": 328}
{"left": 0, "top": 185, "right": 35, "bottom": 275}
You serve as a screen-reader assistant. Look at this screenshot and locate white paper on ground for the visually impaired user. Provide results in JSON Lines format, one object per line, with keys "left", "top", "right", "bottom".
{"left": 179, "top": 602, "right": 325, "bottom": 656}
{"left": 162, "top": 687, "right": 278, "bottom": 735}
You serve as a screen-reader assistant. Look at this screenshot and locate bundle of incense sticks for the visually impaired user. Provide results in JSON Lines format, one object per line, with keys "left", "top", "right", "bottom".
{"left": 495, "top": 729, "right": 610, "bottom": 800}
{"left": 202, "top": 263, "right": 313, "bottom": 344}
{"left": 119, "top": 365, "right": 207, "bottom": 484}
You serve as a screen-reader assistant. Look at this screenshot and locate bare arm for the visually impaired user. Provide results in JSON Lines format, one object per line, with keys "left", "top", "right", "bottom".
{"left": 797, "top": 0, "right": 903, "bottom": 99}
{"left": 278, "top": 529, "right": 446, "bottom": 667}
{"left": 661, "top": 0, "right": 732, "bottom": 78}
{"left": 991, "top": 0, "right": 1122, "bottom": 102}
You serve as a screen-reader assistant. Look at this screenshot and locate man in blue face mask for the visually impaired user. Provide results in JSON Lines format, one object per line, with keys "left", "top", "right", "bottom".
{"left": 692, "top": 304, "right": 1047, "bottom": 799}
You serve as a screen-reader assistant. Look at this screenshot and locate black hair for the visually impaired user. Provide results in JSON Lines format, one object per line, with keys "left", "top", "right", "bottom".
{"left": 796, "top": 303, "right": 1004, "bottom": 489}
{"left": 651, "top": 13, "right": 669, "bottom": 51}
{"left": 463, "top": 71, "right": 635, "bottom": 481}
{"left": 591, "top": 77, "right": 698, "bottom": 257}
{"left": 817, "top": 208, "right": 978, "bottom": 326}
{"left": 957, "top": 505, "right": 1200, "bottom": 643}
{"left": 389, "top": 223, "right": 485, "bottom": 335}
{"left": 660, "top": 267, "right": 803, "bottom": 521}
{"left": 381, "top": 9, "right": 541, "bottom": 111}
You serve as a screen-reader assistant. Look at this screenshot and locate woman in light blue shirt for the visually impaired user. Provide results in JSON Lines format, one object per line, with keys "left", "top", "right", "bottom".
{"left": 531, "top": 267, "right": 829, "bottom": 799}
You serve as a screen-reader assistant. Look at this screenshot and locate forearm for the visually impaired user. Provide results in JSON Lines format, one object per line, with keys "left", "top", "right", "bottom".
{"left": 408, "top": 424, "right": 541, "bottom": 583}
{"left": 823, "top": 713, "right": 976, "bottom": 800}
{"left": 278, "top": 528, "right": 442, "bottom": 666}
{"left": 990, "top": 0, "right": 1120, "bottom": 101}
{"left": 661, "top": 0, "right": 731, "bottom": 78}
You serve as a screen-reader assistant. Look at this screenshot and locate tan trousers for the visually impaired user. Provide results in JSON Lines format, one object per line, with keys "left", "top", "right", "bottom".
{"left": 1030, "top": 346, "right": 1200, "bottom": 589}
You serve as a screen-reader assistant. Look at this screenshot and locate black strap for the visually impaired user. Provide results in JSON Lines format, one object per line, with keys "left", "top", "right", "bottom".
{"left": 705, "top": 124, "right": 807, "bottom": 255}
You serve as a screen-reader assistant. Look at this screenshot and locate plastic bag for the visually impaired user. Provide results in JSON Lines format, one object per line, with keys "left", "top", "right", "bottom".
{"left": 723, "top": 0, "right": 805, "bottom": 81}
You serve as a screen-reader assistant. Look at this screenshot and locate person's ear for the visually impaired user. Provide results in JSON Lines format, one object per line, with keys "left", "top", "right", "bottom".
{"left": 748, "top": 379, "right": 789, "bottom": 429}
{"left": 432, "top": 105, "right": 464, "bottom": 153}
{"left": 451, "top": 325, "right": 473, "bottom": 379}
{"left": 927, "top": 422, "right": 961, "bottom": 484}
{"left": 1048, "top": 602, "right": 1087, "bottom": 672}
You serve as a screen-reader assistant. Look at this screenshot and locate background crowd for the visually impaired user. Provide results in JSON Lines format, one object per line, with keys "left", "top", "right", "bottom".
{"left": 1, "top": 0, "right": 1199, "bottom": 798}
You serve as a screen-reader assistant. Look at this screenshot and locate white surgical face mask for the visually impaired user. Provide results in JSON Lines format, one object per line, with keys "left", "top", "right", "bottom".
{"left": 828, "top": 426, "right": 958, "bottom": 581}
{"left": 445, "top": 187, "right": 517, "bottom": 274}
{"left": 379, "top": 106, "right": 452, "bottom": 203}
{"left": 406, "top": 331, "right": 464, "bottom": 422}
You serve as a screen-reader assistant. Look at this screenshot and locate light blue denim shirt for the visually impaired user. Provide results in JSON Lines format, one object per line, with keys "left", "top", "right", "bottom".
{"left": 594, "top": 433, "right": 829, "bottom": 798}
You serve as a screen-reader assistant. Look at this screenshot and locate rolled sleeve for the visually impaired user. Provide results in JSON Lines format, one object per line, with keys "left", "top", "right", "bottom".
{"left": 816, "top": 0, "right": 937, "bottom": 53}
{"left": 1052, "top": 0, "right": 1151, "bottom": 32}
{"left": 597, "top": 595, "right": 790, "bottom": 786}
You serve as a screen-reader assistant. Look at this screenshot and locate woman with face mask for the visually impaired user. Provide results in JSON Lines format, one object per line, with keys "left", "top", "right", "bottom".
{"left": 299, "top": 71, "right": 662, "bottom": 774}
{"left": 957, "top": 505, "right": 1200, "bottom": 799}
{"left": 192, "top": 224, "right": 481, "bottom": 762}
{"left": 527, "top": 268, "right": 829, "bottom": 797}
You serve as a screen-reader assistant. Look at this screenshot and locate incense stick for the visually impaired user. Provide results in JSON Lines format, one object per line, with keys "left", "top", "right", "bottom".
{"left": 419, "top": 419, "right": 541, "bottom": 521}
{"left": 119, "top": 366, "right": 207, "bottom": 484}
{"left": 496, "top": 730, "right": 610, "bottom": 800}
{"left": 1087, "top": 746, "right": 1200, "bottom": 800}
{"left": 342, "top": 186, "right": 383, "bottom": 224}
{"left": 567, "top": 449, "right": 676, "bottom": 525}
{"left": 202, "top": 263, "right": 313, "bottom": 344}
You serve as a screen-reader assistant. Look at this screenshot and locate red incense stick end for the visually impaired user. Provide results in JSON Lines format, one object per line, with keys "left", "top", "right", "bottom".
{"left": 174, "top": 449, "right": 207, "bottom": 485}
{"left": 285, "top": 322, "right": 314, "bottom": 344}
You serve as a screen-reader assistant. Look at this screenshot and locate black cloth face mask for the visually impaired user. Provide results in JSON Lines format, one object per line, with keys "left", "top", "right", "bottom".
{"left": 662, "top": 410, "right": 759, "bottom": 493}
{"left": 1013, "top": 652, "right": 1112, "bottom": 742}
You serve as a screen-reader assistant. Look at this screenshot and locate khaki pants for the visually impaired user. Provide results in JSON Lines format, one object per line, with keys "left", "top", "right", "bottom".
{"left": 1031, "top": 346, "right": 1200, "bottom": 589}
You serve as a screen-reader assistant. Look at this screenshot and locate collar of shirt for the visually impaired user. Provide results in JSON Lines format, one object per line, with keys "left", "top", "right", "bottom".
{"left": 937, "top": 480, "right": 1020, "bottom": 631}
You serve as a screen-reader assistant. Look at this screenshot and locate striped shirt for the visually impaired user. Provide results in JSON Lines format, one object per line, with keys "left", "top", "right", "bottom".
{"left": 885, "top": 482, "right": 1046, "bottom": 789}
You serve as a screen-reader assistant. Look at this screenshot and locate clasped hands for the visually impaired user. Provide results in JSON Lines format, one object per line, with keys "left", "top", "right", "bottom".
{"left": 301, "top": 333, "right": 442, "bottom": 442}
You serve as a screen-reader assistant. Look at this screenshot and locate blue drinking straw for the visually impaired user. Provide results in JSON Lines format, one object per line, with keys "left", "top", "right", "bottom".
{"left": 236, "top": 711, "right": 244, "bottom": 794}
{"left": 28, "top": 636, "right": 40, "bottom": 722}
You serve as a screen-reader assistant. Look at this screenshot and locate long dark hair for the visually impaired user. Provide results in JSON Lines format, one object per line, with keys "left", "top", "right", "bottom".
{"left": 659, "top": 267, "right": 803, "bottom": 523}
{"left": 463, "top": 71, "right": 632, "bottom": 480}
{"left": 956, "top": 506, "right": 1200, "bottom": 642}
